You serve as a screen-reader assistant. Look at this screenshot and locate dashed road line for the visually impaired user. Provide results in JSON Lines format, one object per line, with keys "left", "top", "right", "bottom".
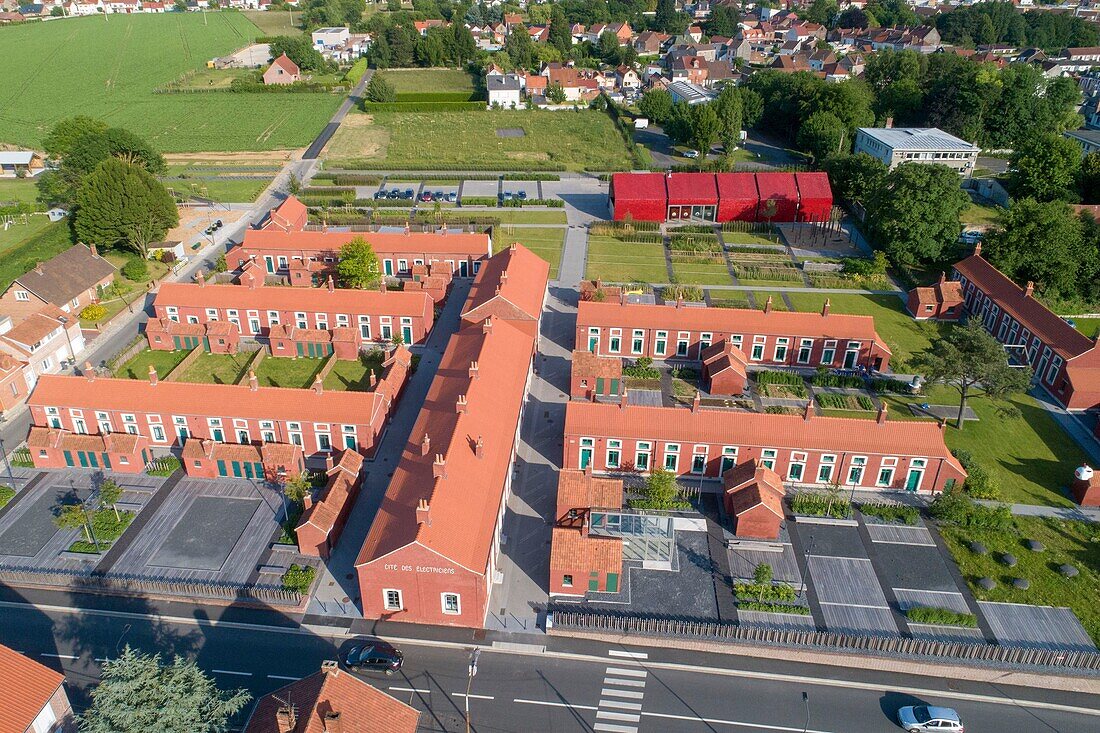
{"left": 389, "top": 686, "right": 430, "bottom": 694}
{"left": 40, "top": 653, "right": 78, "bottom": 660}
{"left": 513, "top": 699, "right": 598, "bottom": 711}
{"left": 452, "top": 693, "right": 495, "bottom": 700}
{"left": 642, "top": 710, "right": 837, "bottom": 732}
{"left": 212, "top": 669, "right": 252, "bottom": 676}
{"left": 608, "top": 650, "right": 648, "bottom": 659}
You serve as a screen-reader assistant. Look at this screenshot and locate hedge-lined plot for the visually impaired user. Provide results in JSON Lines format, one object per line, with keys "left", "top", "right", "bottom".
{"left": 586, "top": 236, "right": 669, "bottom": 284}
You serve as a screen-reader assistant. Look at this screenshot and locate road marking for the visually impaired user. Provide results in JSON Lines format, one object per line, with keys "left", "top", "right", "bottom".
{"left": 40, "top": 653, "right": 78, "bottom": 660}
{"left": 268, "top": 675, "right": 301, "bottom": 681}
{"left": 606, "top": 667, "right": 647, "bottom": 677}
{"left": 513, "top": 699, "right": 598, "bottom": 711}
{"left": 389, "top": 686, "right": 430, "bottom": 694}
{"left": 603, "top": 677, "right": 646, "bottom": 687}
{"left": 642, "top": 710, "right": 836, "bottom": 732}
{"left": 600, "top": 688, "right": 644, "bottom": 699}
{"left": 597, "top": 710, "right": 641, "bottom": 722}
{"left": 818, "top": 601, "right": 890, "bottom": 610}
{"left": 601, "top": 700, "right": 642, "bottom": 711}
{"left": 452, "top": 693, "right": 494, "bottom": 700}
{"left": 593, "top": 723, "right": 638, "bottom": 733}
{"left": 608, "top": 650, "right": 648, "bottom": 659}
{"left": 212, "top": 669, "right": 252, "bottom": 677}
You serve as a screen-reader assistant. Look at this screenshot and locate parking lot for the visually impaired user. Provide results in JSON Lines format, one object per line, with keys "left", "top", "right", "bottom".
{"left": 357, "top": 175, "right": 551, "bottom": 208}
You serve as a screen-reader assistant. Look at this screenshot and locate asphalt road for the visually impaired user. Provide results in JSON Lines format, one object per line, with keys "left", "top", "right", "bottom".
{"left": 1, "top": 599, "right": 1096, "bottom": 733}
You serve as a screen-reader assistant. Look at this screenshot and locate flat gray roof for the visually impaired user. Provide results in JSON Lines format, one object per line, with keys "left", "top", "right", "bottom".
{"left": 857, "top": 127, "right": 978, "bottom": 152}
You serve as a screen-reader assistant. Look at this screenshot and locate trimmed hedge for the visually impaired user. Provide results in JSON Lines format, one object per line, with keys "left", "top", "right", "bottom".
{"left": 361, "top": 101, "right": 485, "bottom": 112}
{"left": 739, "top": 601, "right": 811, "bottom": 615}
{"left": 859, "top": 502, "right": 919, "bottom": 525}
{"left": 905, "top": 606, "right": 978, "bottom": 627}
{"left": 790, "top": 491, "right": 852, "bottom": 519}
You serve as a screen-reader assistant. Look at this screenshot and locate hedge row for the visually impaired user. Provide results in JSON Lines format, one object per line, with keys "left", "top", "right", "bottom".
{"left": 395, "top": 91, "right": 482, "bottom": 102}
{"left": 361, "top": 101, "right": 485, "bottom": 112}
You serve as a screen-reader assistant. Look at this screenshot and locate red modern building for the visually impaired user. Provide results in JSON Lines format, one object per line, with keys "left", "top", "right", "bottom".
{"left": 609, "top": 172, "right": 833, "bottom": 223}
{"left": 150, "top": 280, "right": 434, "bottom": 347}
{"left": 576, "top": 299, "right": 892, "bottom": 372}
{"left": 954, "top": 246, "right": 1100, "bottom": 410}
{"left": 354, "top": 244, "right": 549, "bottom": 628}
{"left": 564, "top": 401, "right": 967, "bottom": 494}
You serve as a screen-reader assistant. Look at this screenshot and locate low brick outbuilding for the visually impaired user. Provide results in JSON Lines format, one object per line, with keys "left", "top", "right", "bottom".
{"left": 723, "top": 460, "right": 786, "bottom": 540}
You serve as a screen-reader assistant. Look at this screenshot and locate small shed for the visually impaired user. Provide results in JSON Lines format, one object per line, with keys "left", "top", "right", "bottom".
{"left": 723, "top": 459, "right": 786, "bottom": 540}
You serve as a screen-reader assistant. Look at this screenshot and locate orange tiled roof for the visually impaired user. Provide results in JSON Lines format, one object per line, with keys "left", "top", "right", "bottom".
{"left": 572, "top": 350, "right": 622, "bottom": 381}
{"left": 0, "top": 643, "right": 65, "bottom": 733}
{"left": 550, "top": 524, "right": 623, "bottom": 577}
{"left": 461, "top": 243, "right": 550, "bottom": 325}
{"left": 267, "top": 196, "right": 309, "bottom": 232}
{"left": 240, "top": 229, "right": 490, "bottom": 257}
{"left": 556, "top": 468, "right": 623, "bottom": 515}
{"left": 723, "top": 459, "right": 785, "bottom": 517}
{"left": 298, "top": 450, "right": 363, "bottom": 535}
{"left": 155, "top": 282, "right": 432, "bottom": 317}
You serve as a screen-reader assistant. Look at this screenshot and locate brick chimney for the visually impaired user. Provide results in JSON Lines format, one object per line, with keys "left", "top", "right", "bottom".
{"left": 482, "top": 317, "right": 493, "bottom": 335}
{"left": 432, "top": 453, "right": 446, "bottom": 479}
{"left": 691, "top": 390, "right": 701, "bottom": 412}
{"left": 764, "top": 296, "right": 773, "bottom": 314}
{"left": 248, "top": 369, "right": 258, "bottom": 391}
{"left": 84, "top": 361, "right": 95, "bottom": 381}
{"left": 194, "top": 272, "right": 205, "bottom": 287}
{"left": 1024, "top": 281, "right": 1034, "bottom": 298}
{"left": 938, "top": 271, "right": 947, "bottom": 284}
{"left": 89, "top": 243, "right": 97, "bottom": 257}
{"left": 877, "top": 402, "right": 889, "bottom": 424}
{"left": 475, "top": 435, "right": 484, "bottom": 458}
{"left": 148, "top": 364, "right": 158, "bottom": 386}
{"left": 404, "top": 221, "right": 411, "bottom": 236}
{"left": 821, "top": 298, "right": 830, "bottom": 317}
{"left": 885, "top": 117, "right": 894, "bottom": 129}
{"left": 312, "top": 375, "right": 323, "bottom": 395}
{"left": 323, "top": 712, "right": 343, "bottom": 733}
{"left": 469, "top": 360, "right": 479, "bottom": 379}
{"left": 973, "top": 241, "right": 982, "bottom": 257}
{"left": 275, "top": 706, "right": 296, "bottom": 733}
{"left": 803, "top": 401, "right": 813, "bottom": 421}
{"left": 456, "top": 394, "right": 468, "bottom": 413}
{"left": 416, "top": 497, "right": 431, "bottom": 526}
{"left": 500, "top": 269, "right": 509, "bottom": 284}
{"left": 421, "top": 433, "right": 431, "bottom": 456}
{"left": 368, "top": 371, "right": 377, "bottom": 388}
{"left": 327, "top": 275, "right": 335, "bottom": 293}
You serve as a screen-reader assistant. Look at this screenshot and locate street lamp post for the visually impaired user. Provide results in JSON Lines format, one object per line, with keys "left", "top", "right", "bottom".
{"left": 465, "top": 648, "right": 480, "bottom": 733}
{"left": 0, "top": 435, "right": 15, "bottom": 485}
{"left": 802, "top": 691, "right": 810, "bottom": 733}
{"left": 57, "top": 316, "right": 76, "bottom": 368}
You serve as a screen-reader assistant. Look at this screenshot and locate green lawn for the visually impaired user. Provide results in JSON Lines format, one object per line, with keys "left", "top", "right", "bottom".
{"left": 752, "top": 291, "right": 791, "bottom": 311}
{"left": 1072, "top": 317, "right": 1100, "bottom": 338}
{"left": 491, "top": 209, "right": 568, "bottom": 225}
{"left": 586, "top": 236, "right": 669, "bottom": 284}
{"left": 494, "top": 227, "right": 564, "bottom": 278}
{"left": 162, "top": 176, "right": 273, "bottom": 203}
{"left": 115, "top": 349, "right": 190, "bottom": 380}
{"left": 0, "top": 178, "right": 40, "bottom": 206}
{"left": 328, "top": 109, "right": 633, "bottom": 171}
{"left": 323, "top": 355, "right": 385, "bottom": 392}
{"left": 670, "top": 251, "right": 732, "bottom": 286}
{"left": 386, "top": 68, "right": 477, "bottom": 96}
{"left": 175, "top": 352, "right": 254, "bottom": 385}
{"left": 0, "top": 219, "right": 74, "bottom": 291}
{"left": 961, "top": 202, "right": 1003, "bottom": 228}
{"left": 786, "top": 292, "right": 940, "bottom": 372}
{"left": 254, "top": 356, "right": 324, "bottom": 388}
{"left": 243, "top": 9, "right": 303, "bottom": 35}
{"left": 881, "top": 386, "right": 1085, "bottom": 508}
{"left": 0, "top": 14, "right": 339, "bottom": 152}
{"left": 708, "top": 292, "right": 752, "bottom": 309}
{"left": 940, "top": 516, "right": 1100, "bottom": 645}
{"left": 0, "top": 484, "right": 14, "bottom": 509}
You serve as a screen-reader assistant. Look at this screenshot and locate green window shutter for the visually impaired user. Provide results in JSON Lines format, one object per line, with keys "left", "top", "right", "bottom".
{"left": 216, "top": 459, "right": 227, "bottom": 476}
{"left": 63, "top": 451, "right": 74, "bottom": 467}
{"left": 610, "top": 378, "right": 619, "bottom": 395}
{"left": 606, "top": 573, "right": 619, "bottom": 593}
{"left": 588, "top": 579, "right": 599, "bottom": 592}
{"left": 596, "top": 377, "right": 604, "bottom": 394}
{"left": 102, "top": 453, "right": 111, "bottom": 470}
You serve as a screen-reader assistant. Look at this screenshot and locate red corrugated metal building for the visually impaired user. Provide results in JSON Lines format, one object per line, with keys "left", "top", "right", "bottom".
{"left": 666, "top": 172, "right": 718, "bottom": 222}
{"left": 715, "top": 173, "right": 760, "bottom": 222}
{"left": 755, "top": 172, "right": 800, "bottom": 222}
{"left": 608, "top": 173, "right": 667, "bottom": 221}
{"left": 795, "top": 172, "right": 833, "bottom": 223}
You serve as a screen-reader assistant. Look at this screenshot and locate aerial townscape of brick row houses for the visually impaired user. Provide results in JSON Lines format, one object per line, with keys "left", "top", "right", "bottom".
{"left": 1, "top": 1, "right": 1100, "bottom": 732}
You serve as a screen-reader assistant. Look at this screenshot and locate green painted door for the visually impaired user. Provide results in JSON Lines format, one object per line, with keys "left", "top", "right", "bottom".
{"left": 77, "top": 451, "right": 88, "bottom": 468}
{"left": 579, "top": 447, "right": 592, "bottom": 469}
{"left": 606, "top": 573, "right": 619, "bottom": 593}
{"left": 202, "top": 337, "right": 211, "bottom": 352}
{"left": 402, "top": 325, "right": 412, "bottom": 343}
{"left": 610, "top": 378, "right": 620, "bottom": 395}
{"left": 595, "top": 378, "right": 605, "bottom": 394}
{"left": 173, "top": 336, "right": 183, "bottom": 349}
{"left": 101, "top": 453, "right": 111, "bottom": 470}
{"left": 231, "top": 461, "right": 242, "bottom": 478}
{"left": 297, "top": 342, "right": 305, "bottom": 357}
{"left": 88, "top": 452, "right": 99, "bottom": 469}
{"left": 905, "top": 469, "right": 923, "bottom": 492}
{"left": 63, "top": 450, "right": 74, "bottom": 467}
{"left": 253, "top": 462, "right": 264, "bottom": 478}
{"left": 216, "top": 459, "right": 227, "bottom": 477}
{"left": 588, "top": 578, "right": 599, "bottom": 592}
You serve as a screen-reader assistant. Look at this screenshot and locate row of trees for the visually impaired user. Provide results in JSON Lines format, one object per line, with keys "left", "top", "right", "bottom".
{"left": 934, "top": 1, "right": 1098, "bottom": 51}
{"left": 638, "top": 85, "right": 762, "bottom": 162}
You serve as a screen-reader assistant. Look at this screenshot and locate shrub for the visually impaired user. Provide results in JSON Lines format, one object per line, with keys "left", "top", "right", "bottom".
{"left": 734, "top": 582, "right": 797, "bottom": 603}
{"left": 790, "top": 490, "right": 852, "bottom": 519}
{"left": 365, "top": 74, "right": 396, "bottom": 103}
{"left": 869, "top": 377, "right": 913, "bottom": 394}
{"left": 905, "top": 606, "right": 977, "bottom": 627}
{"left": 282, "top": 563, "right": 316, "bottom": 594}
{"left": 811, "top": 367, "right": 864, "bottom": 389}
{"left": 952, "top": 450, "right": 1001, "bottom": 500}
{"left": 859, "top": 502, "right": 919, "bottom": 525}
{"left": 0, "top": 485, "right": 14, "bottom": 509}
{"left": 147, "top": 456, "right": 181, "bottom": 477}
{"left": 80, "top": 303, "right": 108, "bottom": 322}
{"left": 663, "top": 284, "right": 703, "bottom": 301}
{"left": 121, "top": 257, "right": 149, "bottom": 282}
{"left": 738, "top": 601, "right": 811, "bottom": 615}
{"left": 623, "top": 357, "right": 660, "bottom": 380}
{"left": 213, "top": 254, "right": 228, "bottom": 273}
{"left": 929, "top": 487, "right": 1011, "bottom": 530}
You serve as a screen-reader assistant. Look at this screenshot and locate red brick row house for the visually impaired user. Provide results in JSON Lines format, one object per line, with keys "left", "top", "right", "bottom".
{"left": 354, "top": 244, "right": 549, "bottom": 628}
{"left": 563, "top": 401, "right": 967, "bottom": 494}
{"left": 549, "top": 469, "right": 624, "bottom": 597}
{"left": 906, "top": 272, "right": 965, "bottom": 322}
{"left": 180, "top": 439, "right": 305, "bottom": 482}
{"left": 576, "top": 298, "right": 892, "bottom": 372}
{"left": 27, "top": 427, "right": 151, "bottom": 473}
{"left": 150, "top": 279, "right": 434, "bottom": 347}
{"left": 295, "top": 449, "right": 364, "bottom": 560}
{"left": 570, "top": 350, "right": 623, "bottom": 400}
{"left": 25, "top": 349, "right": 412, "bottom": 468}
{"left": 146, "top": 319, "right": 241, "bottom": 354}
{"left": 228, "top": 226, "right": 492, "bottom": 282}
{"left": 953, "top": 247, "right": 1100, "bottom": 410}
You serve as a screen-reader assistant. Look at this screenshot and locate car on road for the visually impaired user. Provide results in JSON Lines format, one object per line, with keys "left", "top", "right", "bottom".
{"left": 683, "top": 150, "right": 700, "bottom": 159}
{"left": 897, "top": 705, "right": 964, "bottom": 732}
{"left": 341, "top": 639, "right": 404, "bottom": 676}
{"left": 958, "top": 230, "right": 982, "bottom": 245}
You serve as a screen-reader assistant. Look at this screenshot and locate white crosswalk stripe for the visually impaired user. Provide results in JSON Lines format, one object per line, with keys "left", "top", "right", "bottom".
{"left": 593, "top": 661, "right": 648, "bottom": 733}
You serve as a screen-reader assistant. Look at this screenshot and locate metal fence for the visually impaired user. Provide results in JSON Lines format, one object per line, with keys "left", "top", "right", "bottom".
{"left": 0, "top": 566, "right": 300, "bottom": 606}
{"left": 551, "top": 610, "right": 1100, "bottom": 673}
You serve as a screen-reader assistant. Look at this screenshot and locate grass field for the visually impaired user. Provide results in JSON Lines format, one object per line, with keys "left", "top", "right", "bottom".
{"left": 586, "top": 236, "right": 668, "bottom": 283}
{"left": 494, "top": 227, "right": 565, "bottom": 278}
{"left": 323, "top": 355, "right": 385, "bottom": 392}
{"left": 0, "top": 219, "right": 74, "bottom": 291}
{"left": 0, "top": 14, "right": 340, "bottom": 152}
{"left": 327, "top": 109, "right": 633, "bottom": 171}
{"left": 175, "top": 352, "right": 253, "bottom": 385}
{"left": 254, "top": 356, "right": 324, "bottom": 388}
{"left": 961, "top": 202, "right": 1002, "bottom": 228}
{"left": 385, "top": 68, "right": 477, "bottom": 96}
{"left": 1072, "top": 317, "right": 1100, "bottom": 338}
{"left": 115, "top": 349, "right": 190, "bottom": 380}
{"left": 163, "top": 175, "right": 273, "bottom": 203}
{"left": 492, "top": 209, "right": 568, "bottom": 225}
{"left": 243, "top": 9, "right": 303, "bottom": 35}
{"left": 940, "top": 516, "right": 1100, "bottom": 645}
{"left": 0, "top": 178, "right": 39, "bottom": 206}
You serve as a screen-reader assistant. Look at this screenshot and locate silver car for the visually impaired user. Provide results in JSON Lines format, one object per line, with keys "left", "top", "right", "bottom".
{"left": 897, "top": 705, "right": 964, "bottom": 732}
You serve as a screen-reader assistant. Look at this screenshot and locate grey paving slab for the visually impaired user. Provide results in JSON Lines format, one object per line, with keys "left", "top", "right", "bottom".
{"left": 865, "top": 524, "right": 935, "bottom": 546}
{"left": 808, "top": 556, "right": 887, "bottom": 607}
{"left": 627, "top": 389, "right": 663, "bottom": 407}
{"left": 462, "top": 180, "right": 499, "bottom": 197}
{"left": 148, "top": 497, "right": 260, "bottom": 571}
{"left": 737, "top": 609, "right": 815, "bottom": 631}
{"left": 0, "top": 481, "right": 94, "bottom": 557}
{"left": 978, "top": 602, "right": 1096, "bottom": 652}
{"left": 797, "top": 525, "right": 866, "bottom": 559}
{"left": 727, "top": 543, "right": 801, "bottom": 584}
{"left": 893, "top": 589, "right": 971, "bottom": 614}
{"left": 907, "top": 404, "right": 978, "bottom": 421}
{"left": 870, "top": 542, "right": 960, "bottom": 593}
{"left": 907, "top": 624, "right": 987, "bottom": 643}
{"left": 818, "top": 604, "right": 898, "bottom": 636}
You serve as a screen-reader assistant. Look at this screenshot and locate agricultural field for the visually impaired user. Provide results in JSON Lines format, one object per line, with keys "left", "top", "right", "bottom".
{"left": 0, "top": 219, "right": 73, "bottom": 291}
{"left": 0, "top": 14, "right": 340, "bottom": 152}
{"left": 325, "top": 109, "right": 634, "bottom": 171}
{"left": 384, "top": 68, "right": 479, "bottom": 98}
{"left": 242, "top": 9, "right": 303, "bottom": 35}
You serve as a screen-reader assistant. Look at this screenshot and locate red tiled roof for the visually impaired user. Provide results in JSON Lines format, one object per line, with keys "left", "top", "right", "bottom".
{"left": 702, "top": 340, "right": 748, "bottom": 377}
{"left": 3, "top": 312, "right": 61, "bottom": 347}
{"left": 147, "top": 318, "right": 205, "bottom": 337}
{"left": 572, "top": 350, "right": 622, "bottom": 380}
{"left": 556, "top": 468, "right": 623, "bottom": 514}
{"left": 461, "top": 243, "right": 549, "bottom": 325}
{"left": 267, "top": 196, "right": 309, "bottom": 232}
{"left": 578, "top": 301, "right": 889, "bottom": 352}
{"left": 723, "top": 459, "right": 785, "bottom": 517}
{"left": 243, "top": 666, "right": 419, "bottom": 733}
{"left": 550, "top": 524, "right": 622, "bottom": 577}
{"left": 0, "top": 642, "right": 65, "bottom": 733}
{"left": 270, "top": 53, "right": 300, "bottom": 75}
{"left": 565, "top": 402, "right": 963, "bottom": 467}
{"left": 240, "top": 229, "right": 490, "bottom": 257}
{"left": 299, "top": 450, "right": 363, "bottom": 534}
{"left": 954, "top": 254, "right": 1094, "bottom": 359}
{"left": 155, "top": 282, "right": 432, "bottom": 317}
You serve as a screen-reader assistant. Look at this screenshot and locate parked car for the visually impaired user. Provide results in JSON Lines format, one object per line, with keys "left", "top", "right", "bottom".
{"left": 502, "top": 191, "right": 513, "bottom": 201}
{"left": 387, "top": 190, "right": 400, "bottom": 199}
{"left": 958, "top": 230, "right": 982, "bottom": 245}
{"left": 434, "top": 190, "right": 445, "bottom": 201}
{"left": 517, "top": 190, "right": 528, "bottom": 200}
{"left": 374, "top": 190, "right": 386, "bottom": 200}
{"left": 341, "top": 640, "right": 404, "bottom": 676}
{"left": 897, "top": 706, "right": 964, "bottom": 733}
{"left": 445, "top": 192, "right": 457, "bottom": 203}
{"left": 419, "top": 192, "right": 433, "bottom": 202}
{"left": 683, "top": 150, "right": 700, "bottom": 159}
{"left": 403, "top": 188, "right": 415, "bottom": 199}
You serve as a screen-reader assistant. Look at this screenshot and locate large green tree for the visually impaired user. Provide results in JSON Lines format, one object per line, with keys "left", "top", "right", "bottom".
{"left": 74, "top": 158, "right": 178, "bottom": 255}
{"left": 705, "top": 5, "right": 740, "bottom": 37}
{"left": 1009, "top": 132, "right": 1082, "bottom": 202}
{"left": 796, "top": 111, "right": 847, "bottom": 161}
{"left": 365, "top": 73, "right": 396, "bottom": 103}
{"left": 336, "top": 236, "right": 383, "bottom": 288}
{"left": 713, "top": 85, "right": 743, "bottom": 155}
{"left": 982, "top": 198, "right": 1085, "bottom": 299}
{"left": 80, "top": 647, "right": 250, "bottom": 733}
{"left": 270, "top": 35, "right": 326, "bottom": 71}
{"left": 822, "top": 153, "right": 888, "bottom": 207}
{"left": 866, "top": 162, "right": 970, "bottom": 268}
{"left": 638, "top": 88, "right": 673, "bottom": 123}
{"left": 922, "top": 322, "right": 1033, "bottom": 430}
{"left": 42, "top": 116, "right": 108, "bottom": 159}
{"left": 690, "top": 104, "right": 721, "bottom": 161}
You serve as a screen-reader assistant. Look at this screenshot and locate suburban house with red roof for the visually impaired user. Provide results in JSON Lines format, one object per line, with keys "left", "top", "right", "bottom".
{"left": 228, "top": 226, "right": 491, "bottom": 282}
{"left": 907, "top": 272, "right": 965, "bottom": 321}
{"left": 242, "top": 661, "right": 418, "bottom": 733}
{"left": 953, "top": 247, "right": 1100, "bottom": 410}
{"left": 354, "top": 244, "right": 549, "bottom": 627}
{"left": 149, "top": 279, "right": 434, "bottom": 349}
{"left": 295, "top": 449, "right": 364, "bottom": 559}
{"left": 0, "top": 642, "right": 74, "bottom": 733}
{"left": 570, "top": 350, "right": 623, "bottom": 400}
{"left": 576, "top": 298, "right": 892, "bottom": 372}
{"left": 263, "top": 53, "right": 301, "bottom": 85}
{"left": 259, "top": 195, "right": 309, "bottom": 233}
{"left": 564, "top": 401, "right": 966, "bottom": 494}
{"left": 550, "top": 469, "right": 624, "bottom": 596}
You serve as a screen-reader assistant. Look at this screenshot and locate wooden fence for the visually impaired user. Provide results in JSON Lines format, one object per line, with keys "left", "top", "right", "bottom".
{"left": 551, "top": 610, "right": 1100, "bottom": 673}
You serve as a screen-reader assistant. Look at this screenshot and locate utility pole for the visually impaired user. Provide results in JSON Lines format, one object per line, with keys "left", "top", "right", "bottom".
{"left": 465, "top": 648, "right": 480, "bottom": 733}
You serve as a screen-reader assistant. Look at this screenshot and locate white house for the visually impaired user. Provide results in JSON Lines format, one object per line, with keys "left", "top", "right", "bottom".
{"left": 487, "top": 74, "right": 523, "bottom": 109}
{"left": 312, "top": 26, "right": 350, "bottom": 49}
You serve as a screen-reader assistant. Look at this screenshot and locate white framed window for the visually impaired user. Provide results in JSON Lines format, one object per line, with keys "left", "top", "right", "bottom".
{"left": 383, "top": 589, "right": 403, "bottom": 611}
{"left": 609, "top": 328, "right": 622, "bottom": 354}
{"left": 720, "top": 446, "right": 738, "bottom": 475}
{"left": 205, "top": 308, "right": 219, "bottom": 321}
{"left": 359, "top": 315, "right": 371, "bottom": 340}
{"left": 655, "top": 330, "right": 667, "bottom": 355}
{"left": 821, "top": 340, "right": 837, "bottom": 365}
{"left": 817, "top": 454, "right": 836, "bottom": 483}
{"left": 788, "top": 451, "right": 807, "bottom": 482}
{"left": 267, "top": 310, "right": 280, "bottom": 325}
{"left": 761, "top": 448, "right": 777, "bottom": 470}
{"left": 14, "top": 290, "right": 29, "bottom": 302}
{"left": 751, "top": 335, "right": 766, "bottom": 361}
{"left": 663, "top": 443, "right": 680, "bottom": 472}
{"left": 700, "top": 332, "right": 713, "bottom": 351}
{"left": 631, "top": 329, "right": 645, "bottom": 354}
{"left": 730, "top": 334, "right": 743, "bottom": 350}
{"left": 151, "top": 425, "right": 166, "bottom": 442}
{"left": 797, "top": 338, "right": 813, "bottom": 364}
{"left": 635, "top": 441, "right": 652, "bottom": 471}
{"left": 774, "top": 337, "right": 790, "bottom": 362}
{"left": 606, "top": 439, "right": 621, "bottom": 468}
{"left": 847, "top": 456, "right": 867, "bottom": 485}
{"left": 441, "top": 593, "right": 461, "bottom": 615}
{"left": 691, "top": 444, "right": 707, "bottom": 474}
{"left": 877, "top": 457, "right": 898, "bottom": 487}
{"left": 296, "top": 312, "right": 308, "bottom": 329}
